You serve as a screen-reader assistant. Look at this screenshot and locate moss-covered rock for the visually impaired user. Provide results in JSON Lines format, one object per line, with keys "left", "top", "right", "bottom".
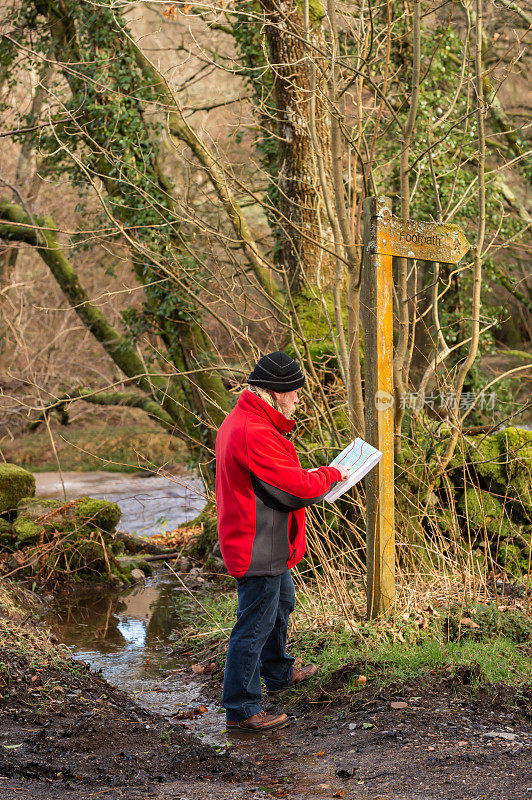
{"left": 0, "top": 518, "right": 15, "bottom": 548}
{"left": 183, "top": 504, "right": 218, "bottom": 560}
{"left": 456, "top": 487, "right": 531, "bottom": 575}
{"left": 17, "top": 497, "right": 70, "bottom": 523}
{"left": 500, "top": 541, "right": 530, "bottom": 576}
{"left": 73, "top": 497, "right": 121, "bottom": 532}
{"left": 18, "top": 497, "right": 63, "bottom": 513}
{"left": 13, "top": 516, "right": 42, "bottom": 546}
{"left": 7, "top": 495, "right": 124, "bottom": 585}
{"left": 116, "top": 555, "right": 153, "bottom": 576}
{"left": 0, "top": 464, "right": 35, "bottom": 515}
{"left": 443, "top": 603, "right": 532, "bottom": 643}
{"left": 468, "top": 427, "right": 532, "bottom": 522}
{"left": 457, "top": 487, "right": 511, "bottom": 539}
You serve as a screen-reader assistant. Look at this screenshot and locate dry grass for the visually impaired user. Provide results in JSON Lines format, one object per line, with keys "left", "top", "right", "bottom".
{"left": 151, "top": 524, "right": 202, "bottom": 551}
{"left": 0, "top": 581, "right": 69, "bottom": 663}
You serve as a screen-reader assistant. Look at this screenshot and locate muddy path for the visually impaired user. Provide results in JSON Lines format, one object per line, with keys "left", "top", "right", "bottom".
{"left": 2, "top": 571, "right": 530, "bottom": 800}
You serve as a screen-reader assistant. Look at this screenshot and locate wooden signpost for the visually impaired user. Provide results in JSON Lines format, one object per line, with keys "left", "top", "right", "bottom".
{"left": 361, "top": 196, "right": 469, "bottom": 619}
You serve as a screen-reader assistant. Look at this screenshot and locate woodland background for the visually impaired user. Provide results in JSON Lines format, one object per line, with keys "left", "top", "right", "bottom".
{"left": 0, "top": 0, "right": 531, "bottom": 605}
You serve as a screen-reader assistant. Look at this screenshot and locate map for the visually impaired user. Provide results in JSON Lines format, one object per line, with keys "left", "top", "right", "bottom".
{"left": 324, "top": 438, "right": 383, "bottom": 503}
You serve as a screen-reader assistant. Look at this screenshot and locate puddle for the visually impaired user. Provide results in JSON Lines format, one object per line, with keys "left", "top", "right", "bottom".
{"left": 35, "top": 471, "right": 205, "bottom": 537}
{"left": 52, "top": 571, "right": 233, "bottom": 741}
{"left": 51, "top": 572, "right": 349, "bottom": 798}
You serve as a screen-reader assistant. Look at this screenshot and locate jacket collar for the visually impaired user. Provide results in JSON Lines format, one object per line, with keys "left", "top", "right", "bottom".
{"left": 237, "top": 389, "right": 295, "bottom": 434}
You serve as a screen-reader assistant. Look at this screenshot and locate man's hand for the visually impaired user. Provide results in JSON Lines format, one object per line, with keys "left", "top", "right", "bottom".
{"left": 336, "top": 465, "right": 349, "bottom": 481}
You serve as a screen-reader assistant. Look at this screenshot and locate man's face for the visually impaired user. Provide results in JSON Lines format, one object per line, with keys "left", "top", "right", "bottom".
{"left": 273, "top": 389, "right": 300, "bottom": 419}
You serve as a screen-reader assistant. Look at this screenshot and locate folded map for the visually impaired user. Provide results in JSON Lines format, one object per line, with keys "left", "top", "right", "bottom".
{"left": 324, "top": 438, "right": 383, "bottom": 503}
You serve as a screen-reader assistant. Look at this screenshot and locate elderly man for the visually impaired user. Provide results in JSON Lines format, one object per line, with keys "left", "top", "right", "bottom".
{"left": 215, "top": 351, "right": 348, "bottom": 732}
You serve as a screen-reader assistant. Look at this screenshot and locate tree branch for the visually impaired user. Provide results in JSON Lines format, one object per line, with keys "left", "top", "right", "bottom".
{"left": 29, "top": 387, "right": 175, "bottom": 432}
{"left": 0, "top": 197, "right": 188, "bottom": 431}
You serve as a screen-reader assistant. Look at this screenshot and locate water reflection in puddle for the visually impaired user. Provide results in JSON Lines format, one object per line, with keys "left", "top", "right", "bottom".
{"left": 52, "top": 574, "right": 389, "bottom": 799}
{"left": 52, "top": 572, "right": 228, "bottom": 742}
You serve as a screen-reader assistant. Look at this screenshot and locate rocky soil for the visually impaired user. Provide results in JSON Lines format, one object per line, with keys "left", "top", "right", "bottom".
{"left": 1, "top": 641, "right": 531, "bottom": 800}
{"left": 0, "top": 648, "right": 258, "bottom": 800}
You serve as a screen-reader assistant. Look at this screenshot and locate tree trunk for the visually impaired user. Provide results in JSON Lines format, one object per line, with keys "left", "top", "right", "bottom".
{"left": 259, "top": 0, "right": 334, "bottom": 291}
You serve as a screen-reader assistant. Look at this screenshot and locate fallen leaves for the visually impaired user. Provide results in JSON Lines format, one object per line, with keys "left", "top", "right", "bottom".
{"left": 459, "top": 617, "right": 481, "bottom": 629}
{"left": 172, "top": 704, "right": 209, "bottom": 720}
{"left": 151, "top": 524, "right": 201, "bottom": 551}
{"left": 191, "top": 663, "right": 217, "bottom": 675}
{"left": 162, "top": 3, "right": 178, "bottom": 17}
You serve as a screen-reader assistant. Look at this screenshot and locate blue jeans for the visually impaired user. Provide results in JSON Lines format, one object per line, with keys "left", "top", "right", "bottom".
{"left": 222, "top": 570, "right": 296, "bottom": 722}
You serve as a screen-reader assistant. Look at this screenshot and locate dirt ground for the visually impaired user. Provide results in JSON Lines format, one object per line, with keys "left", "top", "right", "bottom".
{"left": 0, "top": 650, "right": 257, "bottom": 800}
{"left": 1, "top": 645, "right": 531, "bottom": 800}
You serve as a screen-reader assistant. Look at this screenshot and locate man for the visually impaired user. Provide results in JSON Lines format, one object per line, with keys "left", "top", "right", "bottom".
{"left": 215, "top": 351, "right": 348, "bottom": 732}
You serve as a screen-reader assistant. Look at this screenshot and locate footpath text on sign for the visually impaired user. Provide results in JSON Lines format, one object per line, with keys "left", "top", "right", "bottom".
{"left": 377, "top": 215, "right": 469, "bottom": 263}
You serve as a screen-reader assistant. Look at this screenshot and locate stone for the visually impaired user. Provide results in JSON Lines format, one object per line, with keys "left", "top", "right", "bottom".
{"left": 130, "top": 568, "right": 146, "bottom": 582}
{"left": 0, "top": 518, "right": 14, "bottom": 547}
{"left": 117, "top": 556, "right": 135, "bottom": 568}
{"left": 0, "top": 464, "right": 35, "bottom": 515}
{"left": 74, "top": 497, "right": 121, "bottom": 531}
{"left": 468, "top": 427, "right": 532, "bottom": 521}
{"left": 483, "top": 731, "right": 517, "bottom": 741}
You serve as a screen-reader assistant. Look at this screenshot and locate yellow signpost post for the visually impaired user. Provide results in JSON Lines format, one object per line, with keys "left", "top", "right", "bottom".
{"left": 361, "top": 196, "right": 469, "bottom": 619}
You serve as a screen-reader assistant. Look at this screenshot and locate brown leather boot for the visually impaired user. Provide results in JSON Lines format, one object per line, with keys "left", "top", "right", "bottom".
{"left": 288, "top": 663, "right": 318, "bottom": 686}
{"left": 268, "top": 663, "right": 318, "bottom": 694}
{"left": 226, "top": 710, "right": 290, "bottom": 732}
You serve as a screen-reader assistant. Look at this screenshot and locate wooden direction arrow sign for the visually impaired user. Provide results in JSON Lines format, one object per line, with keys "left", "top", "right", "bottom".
{"left": 377, "top": 216, "right": 469, "bottom": 263}
{"left": 361, "top": 199, "right": 470, "bottom": 619}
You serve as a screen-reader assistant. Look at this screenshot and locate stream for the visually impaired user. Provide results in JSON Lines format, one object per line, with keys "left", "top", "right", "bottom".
{"left": 50, "top": 570, "right": 228, "bottom": 746}
{"left": 42, "top": 470, "right": 353, "bottom": 798}
{"left": 35, "top": 470, "right": 205, "bottom": 537}
{"left": 40, "top": 471, "right": 228, "bottom": 743}
{"left": 50, "top": 571, "right": 348, "bottom": 799}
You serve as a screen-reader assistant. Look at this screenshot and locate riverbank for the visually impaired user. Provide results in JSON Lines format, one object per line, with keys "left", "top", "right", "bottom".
{"left": 2, "top": 572, "right": 532, "bottom": 799}
{"left": 0, "top": 580, "right": 259, "bottom": 800}
{"left": 0, "top": 421, "right": 187, "bottom": 474}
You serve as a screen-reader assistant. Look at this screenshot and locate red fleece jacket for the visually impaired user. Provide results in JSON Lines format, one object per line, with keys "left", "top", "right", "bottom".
{"left": 215, "top": 390, "right": 342, "bottom": 578}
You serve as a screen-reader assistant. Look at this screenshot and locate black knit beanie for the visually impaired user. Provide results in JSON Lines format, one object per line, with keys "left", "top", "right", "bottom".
{"left": 247, "top": 351, "right": 305, "bottom": 392}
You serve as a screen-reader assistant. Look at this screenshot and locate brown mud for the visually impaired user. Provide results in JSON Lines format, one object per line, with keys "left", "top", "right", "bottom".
{"left": 0, "top": 650, "right": 257, "bottom": 800}
{"left": 1, "top": 573, "right": 531, "bottom": 800}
